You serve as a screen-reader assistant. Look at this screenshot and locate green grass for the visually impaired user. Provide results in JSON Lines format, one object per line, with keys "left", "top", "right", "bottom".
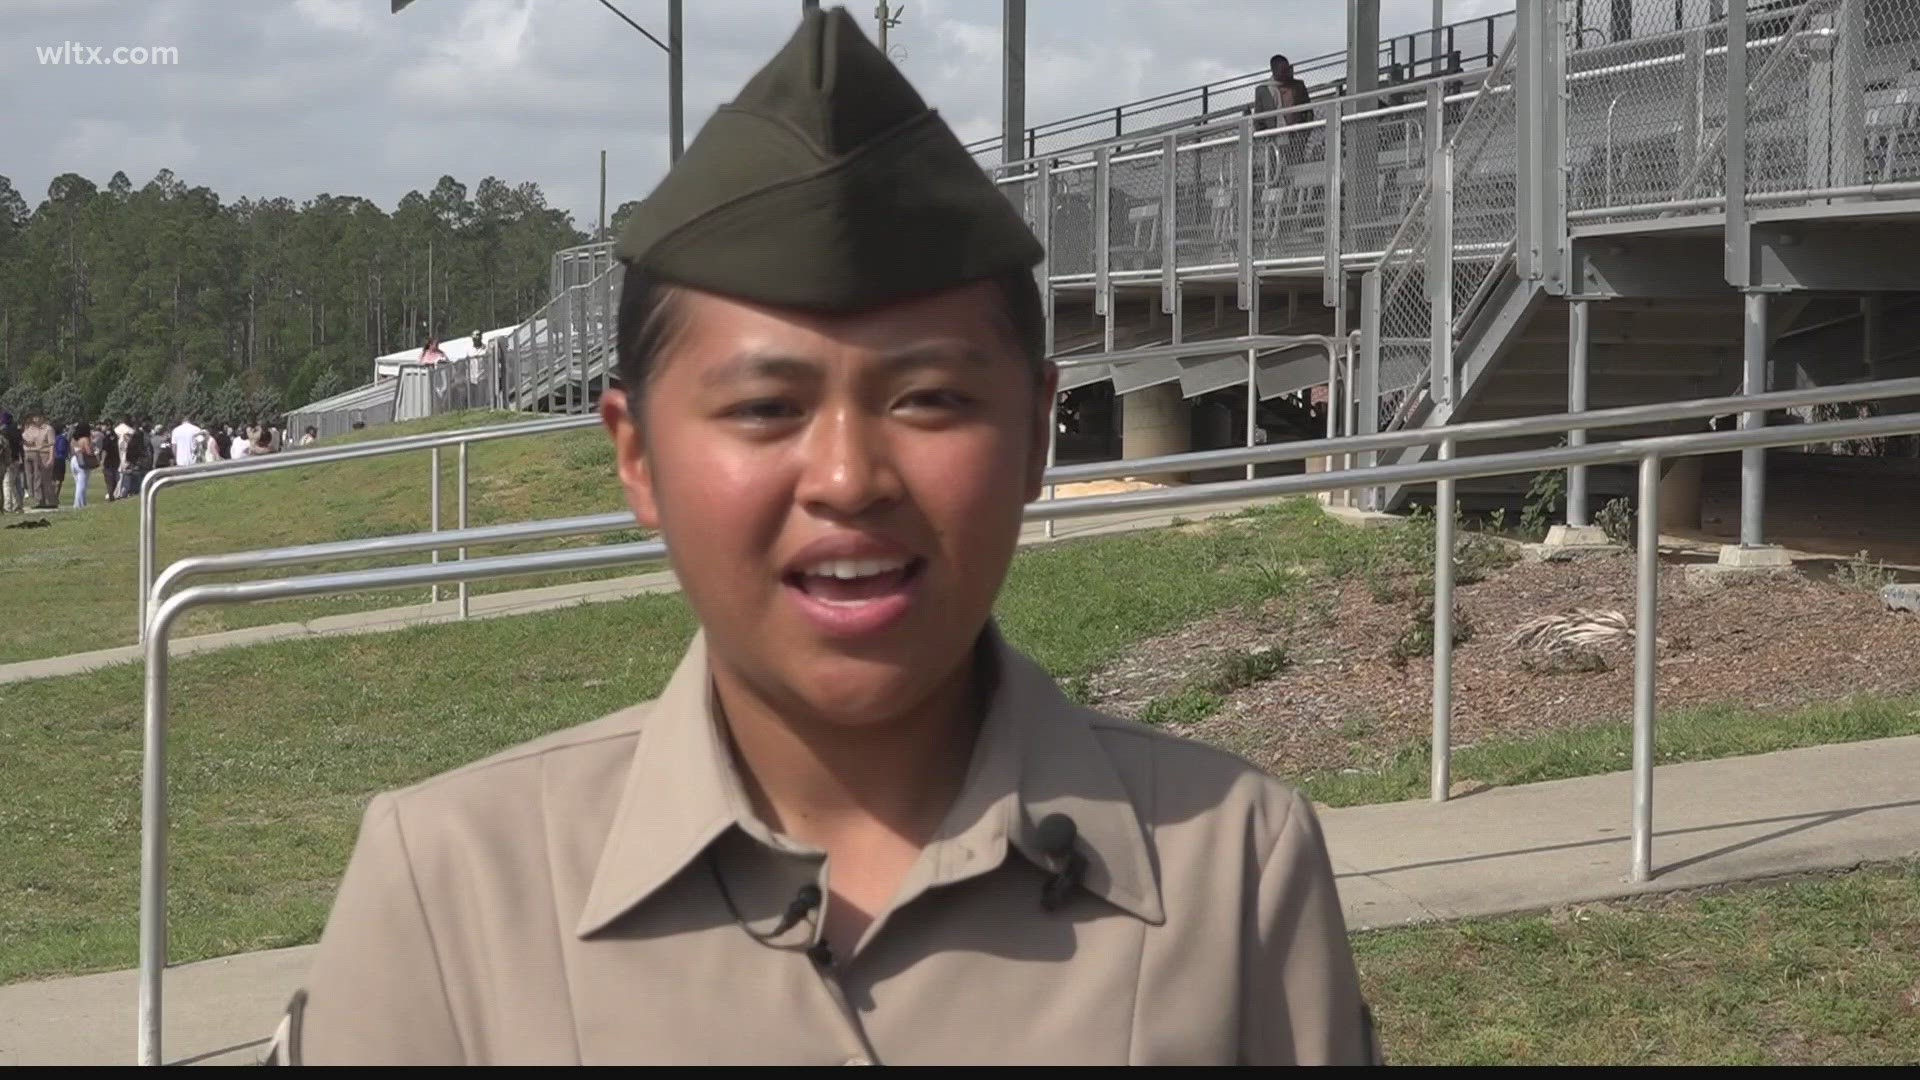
{"left": 1300, "top": 694, "right": 1920, "bottom": 808}
{"left": 5, "top": 496, "right": 1913, "bottom": 1001}
{"left": 0, "top": 496, "right": 1404, "bottom": 983}
{"left": 1357, "top": 860, "right": 1920, "bottom": 1064}
{"left": 0, "top": 412, "right": 657, "bottom": 665}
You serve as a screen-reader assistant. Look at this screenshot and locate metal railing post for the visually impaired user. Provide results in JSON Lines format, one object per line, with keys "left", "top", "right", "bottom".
{"left": 1324, "top": 100, "right": 1344, "bottom": 302}
{"left": 1359, "top": 269, "right": 1383, "bottom": 509}
{"left": 1045, "top": 394, "right": 1058, "bottom": 540}
{"left": 429, "top": 447, "right": 441, "bottom": 604}
{"left": 1631, "top": 453, "right": 1662, "bottom": 883}
{"left": 137, "top": 608, "right": 172, "bottom": 1066}
{"left": 1432, "top": 436, "right": 1456, "bottom": 803}
{"left": 1094, "top": 147, "right": 1111, "bottom": 329}
{"left": 457, "top": 441, "right": 470, "bottom": 619}
{"left": 1237, "top": 117, "right": 1256, "bottom": 311}
{"left": 1246, "top": 349, "right": 1259, "bottom": 481}
{"left": 1741, "top": 291, "right": 1768, "bottom": 546}
{"left": 1430, "top": 141, "right": 1455, "bottom": 409}
{"left": 1161, "top": 134, "right": 1178, "bottom": 318}
{"left": 138, "top": 477, "right": 157, "bottom": 641}
{"left": 1568, "top": 297, "right": 1591, "bottom": 527}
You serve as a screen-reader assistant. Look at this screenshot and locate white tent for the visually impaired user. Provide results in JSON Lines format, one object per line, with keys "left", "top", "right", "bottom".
{"left": 373, "top": 324, "right": 518, "bottom": 380}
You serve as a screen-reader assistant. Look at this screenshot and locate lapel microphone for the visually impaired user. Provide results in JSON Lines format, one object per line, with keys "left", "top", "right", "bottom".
{"left": 1036, "top": 814, "right": 1087, "bottom": 912}
{"left": 707, "top": 849, "right": 823, "bottom": 948}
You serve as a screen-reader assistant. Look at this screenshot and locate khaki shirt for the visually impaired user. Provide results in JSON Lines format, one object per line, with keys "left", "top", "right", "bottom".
{"left": 268, "top": 627, "right": 1378, "bottom": 1065}
{"left": 20, "top": 422, "right": 53, "bottom": 462}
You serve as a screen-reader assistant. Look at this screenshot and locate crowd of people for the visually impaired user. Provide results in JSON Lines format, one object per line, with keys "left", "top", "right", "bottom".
{"left": 1, "top": 410, "right": 320, "bottom": 514}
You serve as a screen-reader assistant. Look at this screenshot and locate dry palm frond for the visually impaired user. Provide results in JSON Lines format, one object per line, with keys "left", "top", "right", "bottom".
{"left": 1506, "top": 609, "right": 1635, "bottom": 656}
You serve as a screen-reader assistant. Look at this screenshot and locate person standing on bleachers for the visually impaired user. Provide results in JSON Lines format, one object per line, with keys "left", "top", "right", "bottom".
{"left": 1253, "top": 54, "right": 1314, "bottom": 189}
{"left": 1254, "top": 54, "right": 1313, "bottom": 150}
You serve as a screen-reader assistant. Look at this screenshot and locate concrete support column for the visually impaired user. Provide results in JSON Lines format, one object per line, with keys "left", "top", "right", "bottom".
{"left": 1740, "top": 290, "right": 1768, "bottom": 547}
{"left": 1658, "top": 456, "right": 1703, "bottom": 531}
{"left": 1121, "top": 383, "right": 1192, "bottom": 484}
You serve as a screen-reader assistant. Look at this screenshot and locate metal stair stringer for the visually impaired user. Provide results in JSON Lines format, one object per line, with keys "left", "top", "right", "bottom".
{"left": 1378, "top": 265, "right": 1547, "bottom": 510}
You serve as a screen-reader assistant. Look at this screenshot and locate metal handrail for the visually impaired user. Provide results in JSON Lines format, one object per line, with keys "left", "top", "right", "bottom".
{"left": 147, "top": 373, "right": 1920, "bottom": 611}
{"left": 963, "top": 10, "right": 1512, "bottom": 161}
{"left": 136, "top": 388, "right": 1920, "bottom": 1062}
{"left": 992, "top": 63, "right": 1485, "bottom": 176}
{"left": 136, "top": 412, "right": 604, "bottom": 640}
{"left": 148, "top": 511, "right": 644, "bottom": 609}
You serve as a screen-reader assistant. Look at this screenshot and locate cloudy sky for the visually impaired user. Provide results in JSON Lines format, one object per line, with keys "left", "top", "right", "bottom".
{"left": 3, "top": 0, "right": 1504, "bottom": 231}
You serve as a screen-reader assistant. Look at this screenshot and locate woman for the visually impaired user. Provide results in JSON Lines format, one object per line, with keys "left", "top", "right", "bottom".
{"left": 69, "top": 422, "right": 94, "bottom": 509}
{"left": 272, "top": 9, "right": 1373, "bottom": 1067}
{"left": 100, "top": 421, "right": 121, "bottom": 501}
{"left": 253, "top": 424, "right": 275, "bottom": 456}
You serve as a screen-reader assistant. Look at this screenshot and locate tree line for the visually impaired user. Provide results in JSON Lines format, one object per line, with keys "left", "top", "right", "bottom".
{"left": 0, "top": 168, "right": 603, "bottom": 427}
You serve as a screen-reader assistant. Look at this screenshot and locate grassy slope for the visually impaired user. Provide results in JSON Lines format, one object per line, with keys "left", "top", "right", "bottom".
{"left": 0, "top": 412, "right": 652, "bottom": 665}
{"left": 1358, "top": 861, "right": 1920, "bottom": 1065}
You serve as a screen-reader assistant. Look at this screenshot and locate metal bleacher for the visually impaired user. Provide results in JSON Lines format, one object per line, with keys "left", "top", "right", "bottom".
{"left": 493, "top": 1, "right": 1920, "bottom": 519}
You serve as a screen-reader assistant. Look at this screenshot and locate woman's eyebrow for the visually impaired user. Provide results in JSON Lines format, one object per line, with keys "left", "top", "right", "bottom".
{"left": 699, "top": 353, "right": 819, "bottom": 388}
{"left": 699, "top": 344, "right": 985, "bottom": 388}
{"left": 875, "top": 343, "right": 985, "bottom": 372}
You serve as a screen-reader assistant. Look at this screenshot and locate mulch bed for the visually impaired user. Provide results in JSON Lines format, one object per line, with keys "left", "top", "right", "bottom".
{"left": 1083, "top": 551, "right": 1920, "bottom": 778}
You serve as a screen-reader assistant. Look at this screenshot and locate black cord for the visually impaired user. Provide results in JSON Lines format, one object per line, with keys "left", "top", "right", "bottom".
{"left": 706, "top": 848, "right": 822, "bottom": 947}
{"left": 594, "top": 0, "right": 670, "bottom": 53}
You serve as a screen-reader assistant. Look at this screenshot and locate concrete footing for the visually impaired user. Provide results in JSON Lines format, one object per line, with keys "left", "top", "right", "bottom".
{"left": 1717, "top": 543, "right": 1795, "bottom": 570}
{"left": 1323, "top": 505, "right": 1399, "bottom": 529}
{"left": 1685, "top": 543, "right": 1799, "bottom": 587}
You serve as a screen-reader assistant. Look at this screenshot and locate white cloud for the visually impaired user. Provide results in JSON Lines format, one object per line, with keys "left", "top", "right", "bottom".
{"left": 292, "top": 0, "right": 375, "bottom": 36}
{"left": 1, "top": 0, "right": 1516, "bottom": 228}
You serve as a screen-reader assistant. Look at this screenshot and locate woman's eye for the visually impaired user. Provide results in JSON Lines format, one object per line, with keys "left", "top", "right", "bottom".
{"left": 899, "top": 389, "right": 972, "bottom": 411}
{"left": 727, "top": 400, "right": 803, "bottom": 422}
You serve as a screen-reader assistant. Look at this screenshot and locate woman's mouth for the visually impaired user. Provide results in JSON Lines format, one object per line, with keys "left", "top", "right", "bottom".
{"left": 782, "top": 556, "right": 927, "bottom": 636}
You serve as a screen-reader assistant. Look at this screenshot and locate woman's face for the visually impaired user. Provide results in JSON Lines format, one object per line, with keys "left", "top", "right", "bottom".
{"left": 602, "top": 281, "right": 1055, "bottom": 729}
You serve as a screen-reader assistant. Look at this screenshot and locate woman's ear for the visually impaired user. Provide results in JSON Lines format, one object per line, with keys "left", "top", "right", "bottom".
{"left": 601, "top": 388, "right": 662, "bottom": 530}
{"left": 1024, "top": 361, "right": 1061, "bottom": 503}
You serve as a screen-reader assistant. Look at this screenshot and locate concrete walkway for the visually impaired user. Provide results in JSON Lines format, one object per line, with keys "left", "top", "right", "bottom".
{"left": 0, "top": 492, "right": 1302, "bottom": 686}
{"left": 5, "top": 733, "right": 1917, "bottom": 1065}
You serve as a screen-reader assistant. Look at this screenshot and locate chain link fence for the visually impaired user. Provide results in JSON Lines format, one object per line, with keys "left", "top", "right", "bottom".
{"left": 1251, "top": 111, "right": 1331, "bottom": 264}
{"left": 1563, "top": 0, "right": 1734, "bottom": 222}
{"left": 1341, "top": 89, "right": 1434, "bottom": 262}
{"left": 1107, "top": 145, "right": 1166, "bottom": 276}
{"left": 1742, "top": 0, "right": 1920, "bottom": 206}
{"left": 1859, "top": 1, "right": 1920, "bottom": 187}
{"left": 1448, "top": 48, "right": 1521, "bottom": 334}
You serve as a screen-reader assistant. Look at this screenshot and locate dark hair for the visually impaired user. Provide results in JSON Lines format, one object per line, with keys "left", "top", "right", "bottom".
{"left": 612, "top": 268, "right": 1047, "bottom": 402}
{"left": 1270, "top": 54, "right": 1290, "bottom": 68}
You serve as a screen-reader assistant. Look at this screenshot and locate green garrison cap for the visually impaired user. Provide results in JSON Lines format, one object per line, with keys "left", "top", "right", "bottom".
{"left": 615, "top": 5, "right": 1044, "bottom": 315}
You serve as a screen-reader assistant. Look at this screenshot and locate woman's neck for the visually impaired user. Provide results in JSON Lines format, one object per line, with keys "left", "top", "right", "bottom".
{"left": 713, "top": 650, "right": 984, "bottom": 850}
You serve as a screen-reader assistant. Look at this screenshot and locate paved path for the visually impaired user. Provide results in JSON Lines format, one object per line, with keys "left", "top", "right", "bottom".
{"left": 0, "top": 492, "right": 1315, "bottom": 686}
{"left": 5, "top": 733, "right": 1916, "bottom": 1065}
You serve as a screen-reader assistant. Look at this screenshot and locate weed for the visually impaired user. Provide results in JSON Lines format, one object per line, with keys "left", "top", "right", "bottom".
{"left": 1140, "top": 686, "right": 1226, "bottom": 726}
{"left": 1389, "top": 599, "right": 1476, "bottom": 668}
{"left": 1595, "top": 497, "right": 1637, "bottom": 545}
{"left": 1832, "top": 550, "right": 1897, "bottom": 594}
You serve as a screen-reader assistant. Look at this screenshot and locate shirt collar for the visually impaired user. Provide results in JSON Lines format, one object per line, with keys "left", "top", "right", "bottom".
{"left": 574, "top": 624, "right": 1164, "bottom": 939}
